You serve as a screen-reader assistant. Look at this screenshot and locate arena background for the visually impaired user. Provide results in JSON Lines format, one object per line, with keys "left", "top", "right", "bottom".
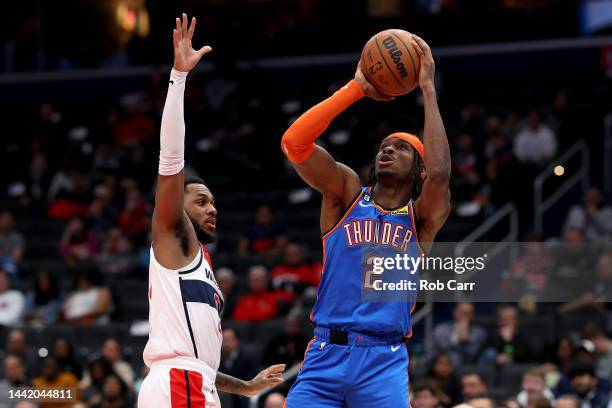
{"left": 0, "top": 1, "right": 611, "bottom": 407}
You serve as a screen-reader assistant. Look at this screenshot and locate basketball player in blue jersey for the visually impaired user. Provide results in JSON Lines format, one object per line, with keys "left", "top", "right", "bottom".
{"left": 280, "top": 35, "right": 450, "bottom": 407}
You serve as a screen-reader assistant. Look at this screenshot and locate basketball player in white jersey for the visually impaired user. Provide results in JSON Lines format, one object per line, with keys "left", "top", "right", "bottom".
{"left": 137, "top": 13, "right": 285, "bottom": 407}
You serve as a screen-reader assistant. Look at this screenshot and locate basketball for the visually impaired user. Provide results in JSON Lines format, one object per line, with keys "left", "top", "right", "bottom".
{"left": 360, "top": 29, "right": 421, "bottom": 97}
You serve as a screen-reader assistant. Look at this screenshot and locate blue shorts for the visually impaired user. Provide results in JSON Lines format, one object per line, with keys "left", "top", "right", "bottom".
{"left": 286, "top": 327, "right": 410, "bottom": 408}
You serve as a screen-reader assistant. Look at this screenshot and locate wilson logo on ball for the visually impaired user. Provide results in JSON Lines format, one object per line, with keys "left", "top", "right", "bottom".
{"left": 383, "top": 36, "right": 408, "bottom": 79}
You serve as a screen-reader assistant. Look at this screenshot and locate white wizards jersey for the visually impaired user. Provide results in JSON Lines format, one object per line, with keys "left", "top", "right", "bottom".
{"left": 143, "top": 245, "right": 223, "bottom": 378}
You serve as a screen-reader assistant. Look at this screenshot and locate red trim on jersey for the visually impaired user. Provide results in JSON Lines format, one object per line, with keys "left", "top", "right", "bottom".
{"left": 201, "top": 244, "right": 213, "bottom": 268}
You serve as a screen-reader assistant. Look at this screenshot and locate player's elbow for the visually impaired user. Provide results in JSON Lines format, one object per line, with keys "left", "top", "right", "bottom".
{"left": 281, "top": 129, "right": 314, "bottom": 164}
{"left": 426, "top": 167, "right": 451, "bottom": 186}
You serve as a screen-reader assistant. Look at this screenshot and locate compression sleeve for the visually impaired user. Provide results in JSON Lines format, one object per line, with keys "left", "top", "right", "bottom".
{"left": 158, "top": 69, "right": 188, "bottom": 176}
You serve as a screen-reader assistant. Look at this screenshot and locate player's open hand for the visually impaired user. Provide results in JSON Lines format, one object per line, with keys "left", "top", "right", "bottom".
{"left": 411, "top": 35, "right": 436, "bottom": 94}
{"left": 173, "top": 13, "right": 212, "bottom": 72}
{"left": 355, "top": 61, "right": 395, "bottom": 102}
{"left": 243, "top": 364, "right": 286, "bottom": 397}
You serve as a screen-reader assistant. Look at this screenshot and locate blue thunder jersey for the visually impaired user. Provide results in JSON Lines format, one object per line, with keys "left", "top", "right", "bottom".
{"left": 312, "top": 186, "right": 421, "bottom": 338}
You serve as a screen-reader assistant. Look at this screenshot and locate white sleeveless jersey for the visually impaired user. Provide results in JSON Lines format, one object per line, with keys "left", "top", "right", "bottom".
{"left": 143, "top": 245, "right": 223, "bottom": 376}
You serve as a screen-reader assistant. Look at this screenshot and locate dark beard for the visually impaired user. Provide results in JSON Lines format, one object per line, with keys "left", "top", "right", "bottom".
{"left": 195, "top": 226, "right": 215, "bottom": 244}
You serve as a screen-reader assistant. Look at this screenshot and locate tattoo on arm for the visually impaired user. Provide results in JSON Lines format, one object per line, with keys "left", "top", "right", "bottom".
{"left": 215, "top": 372, "right": 249, "bottom": 395}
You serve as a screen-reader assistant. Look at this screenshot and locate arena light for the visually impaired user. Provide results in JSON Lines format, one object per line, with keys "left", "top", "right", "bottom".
{"left": 115, "top": 0, "right": 150, "bottom": 40}
{"left": 554, "top": 165, "right": 565, "bottom": 176}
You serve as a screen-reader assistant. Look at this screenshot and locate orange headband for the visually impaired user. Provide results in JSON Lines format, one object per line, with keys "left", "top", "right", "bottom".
{"left": 383, "top": 132, "right": 425, "bottom": 160}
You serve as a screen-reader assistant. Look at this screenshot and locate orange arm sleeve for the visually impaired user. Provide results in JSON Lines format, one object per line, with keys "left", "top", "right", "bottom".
{"left": 281, "top": 79, "right": 365, "bottom": 163}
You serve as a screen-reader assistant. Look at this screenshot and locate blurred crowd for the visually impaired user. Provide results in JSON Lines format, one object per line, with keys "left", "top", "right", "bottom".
{"left": 0, "top": 28, "right": 611, "bottom": 407}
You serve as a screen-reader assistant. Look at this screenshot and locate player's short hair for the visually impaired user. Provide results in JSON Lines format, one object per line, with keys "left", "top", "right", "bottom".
{"left": 184, "top": 175, "right": 206, "bottom": 191}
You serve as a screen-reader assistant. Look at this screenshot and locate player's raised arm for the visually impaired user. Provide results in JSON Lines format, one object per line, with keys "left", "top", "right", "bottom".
{"left": 411, "top": 35, "right": 451, "bottom": 245}
{"left": 281, "top": 69, "right": 390, "bottom": 231}
{"left": 152, "top": 14, "right": 212, "bottom": 261}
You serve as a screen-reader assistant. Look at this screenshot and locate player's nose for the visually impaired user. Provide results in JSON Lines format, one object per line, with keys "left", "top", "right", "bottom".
{"left": 207, "top": 204, "right": 217, "bottom": 217}
{"left": 382, "top": 146, "right": 395, "bottom": 155}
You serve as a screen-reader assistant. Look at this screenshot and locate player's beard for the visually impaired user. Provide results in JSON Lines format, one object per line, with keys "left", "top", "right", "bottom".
{"left": 188, "top": 215, "right": 216, "bottom": 244}
{"left": 195, "top": 225, "right": 215, "bottom": 244}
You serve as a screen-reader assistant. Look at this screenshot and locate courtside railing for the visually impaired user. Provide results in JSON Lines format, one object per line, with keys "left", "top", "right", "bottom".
{"left": 454, "top": 202, "right": 519, "bottom": 283}
{"left": 533, "top": 141, "right": 590, "bottom": 235}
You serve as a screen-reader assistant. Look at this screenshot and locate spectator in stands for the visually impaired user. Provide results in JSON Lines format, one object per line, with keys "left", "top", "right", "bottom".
{"left": 0, "top": 211, "right": 25, "bottom": 275}
{"left": 80, "top": 358, "right": 115, "bottom": 406}
{"left": 112, "top": 97, "right": 156, "bottom": 146}
{"left": 516, "top": 368, "right": 555, "bottom": 407}
{"left": 62, "top": 268, "right": 113, "bottom": 325}
{"left": 555, "top": 395, "right": 581, "bottom": 408}
{"left": 0, "top": 269, "right": 25, "bottom": 326}
{"left": 217, "top": 267, "right": 239, "bottom": 318}
{"left": 413, "top": 381, "right": 442, "bottom": 408}
{"left": 582, "top": 323, "right": 612, "bottom": 380}
{"left": 542, "top": 336, "right": 575, "bottom": 379}
{"left": 220, "top": 327, "right": 256, "bottom": 408}
{"left": 0, "top": 355, "right": 30, "bottom": 394}
{"left": 428, "top": 353, "right": 462, "bottom": 407}
{"left": 262, "top": 313, "right": 308, "bottom": 368}
{"left": 513, "top": 111, "right": 558, "bottom": 165}
{"left": 58, "top": 217, "right": 99, "bottom": 263}
{"left": 271, "top": 242, "right": 321, "bottom": 293}
{"left": 0, "top": 355, "right": 29, "bottom": 408}
{"left": 482, "top": 304, "right": 531, "bottom": 364}
{"left": 504, "top": 236, "right": 551, "bottom": 294}
{"left": 526, "top": 396, "right": 552, "bottom": 408}
{"left": 451, "top": 133, "right": 482, "bottom": 209}
{"left": 118, "top": 188, "right": 150, "bottom": 243}
{"left": 85, "top": 184, "right": 119, "bottom": 236}
{"left": 13, "top": 152, "right": 52, "bottom": 206}
{"left": 233, "top": 265, "right": 294, "bottom": 322}
{"left": 461, "top": 373, "right": 488, "bottom": 402}
{"left": 22, "top": 269, "right": 63, "bottom": 325}
{"left": 238, "top": 205, "right": 287, "bottom": 260}
{"left": 563, "top": 187, "right": 612, "bottom": 242}
{"left": 51, "top": 336, "right": 83, "bottom": 380}
{"left": 468, "top": 398, "right": 496, "bottom": 408}
{"left": 91, "top": 373, "right": 133, "bottom": 408}
{"left": 99, "top": 338, "right": 134, "bottom": 389}
{"left": 264, "top": 392, "right": 286, "bottom": 408}
{"left": 47, "top": 172, "right": 92, "bottom": 220}
{"left": 133, "top": 366, "right": 149, "bottom": 395}
{"left": 96, "top": 227, "right": 137, "bottom": 277}
{"left": 553, "top": 228, "right": 598, "bottom": 298}
{"left": 560, "top": 362, "right": 611, "bottom": 408}
{"left": 429, "top": 302, "right": 487, "bottom": 366}
{"left": 33, "top": 356, "right": 80, "bottom": 407}
{"left": 484, "top": 128, "right": 514, "bottom": 207}
{"left": 559, "top": 253, "right": 612, "bottom": 315}
{"left": 4, "top": 329, "right": 38, "bottom": 376}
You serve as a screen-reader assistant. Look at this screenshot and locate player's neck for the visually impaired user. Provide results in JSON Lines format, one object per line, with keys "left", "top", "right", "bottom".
{"left": 372, "top": 182, "right": 412, "bottom": 210}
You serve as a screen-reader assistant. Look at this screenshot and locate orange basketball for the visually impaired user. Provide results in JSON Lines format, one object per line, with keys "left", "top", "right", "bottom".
{"left": 359, "top": 29, "right": 421, "bottom": 97}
